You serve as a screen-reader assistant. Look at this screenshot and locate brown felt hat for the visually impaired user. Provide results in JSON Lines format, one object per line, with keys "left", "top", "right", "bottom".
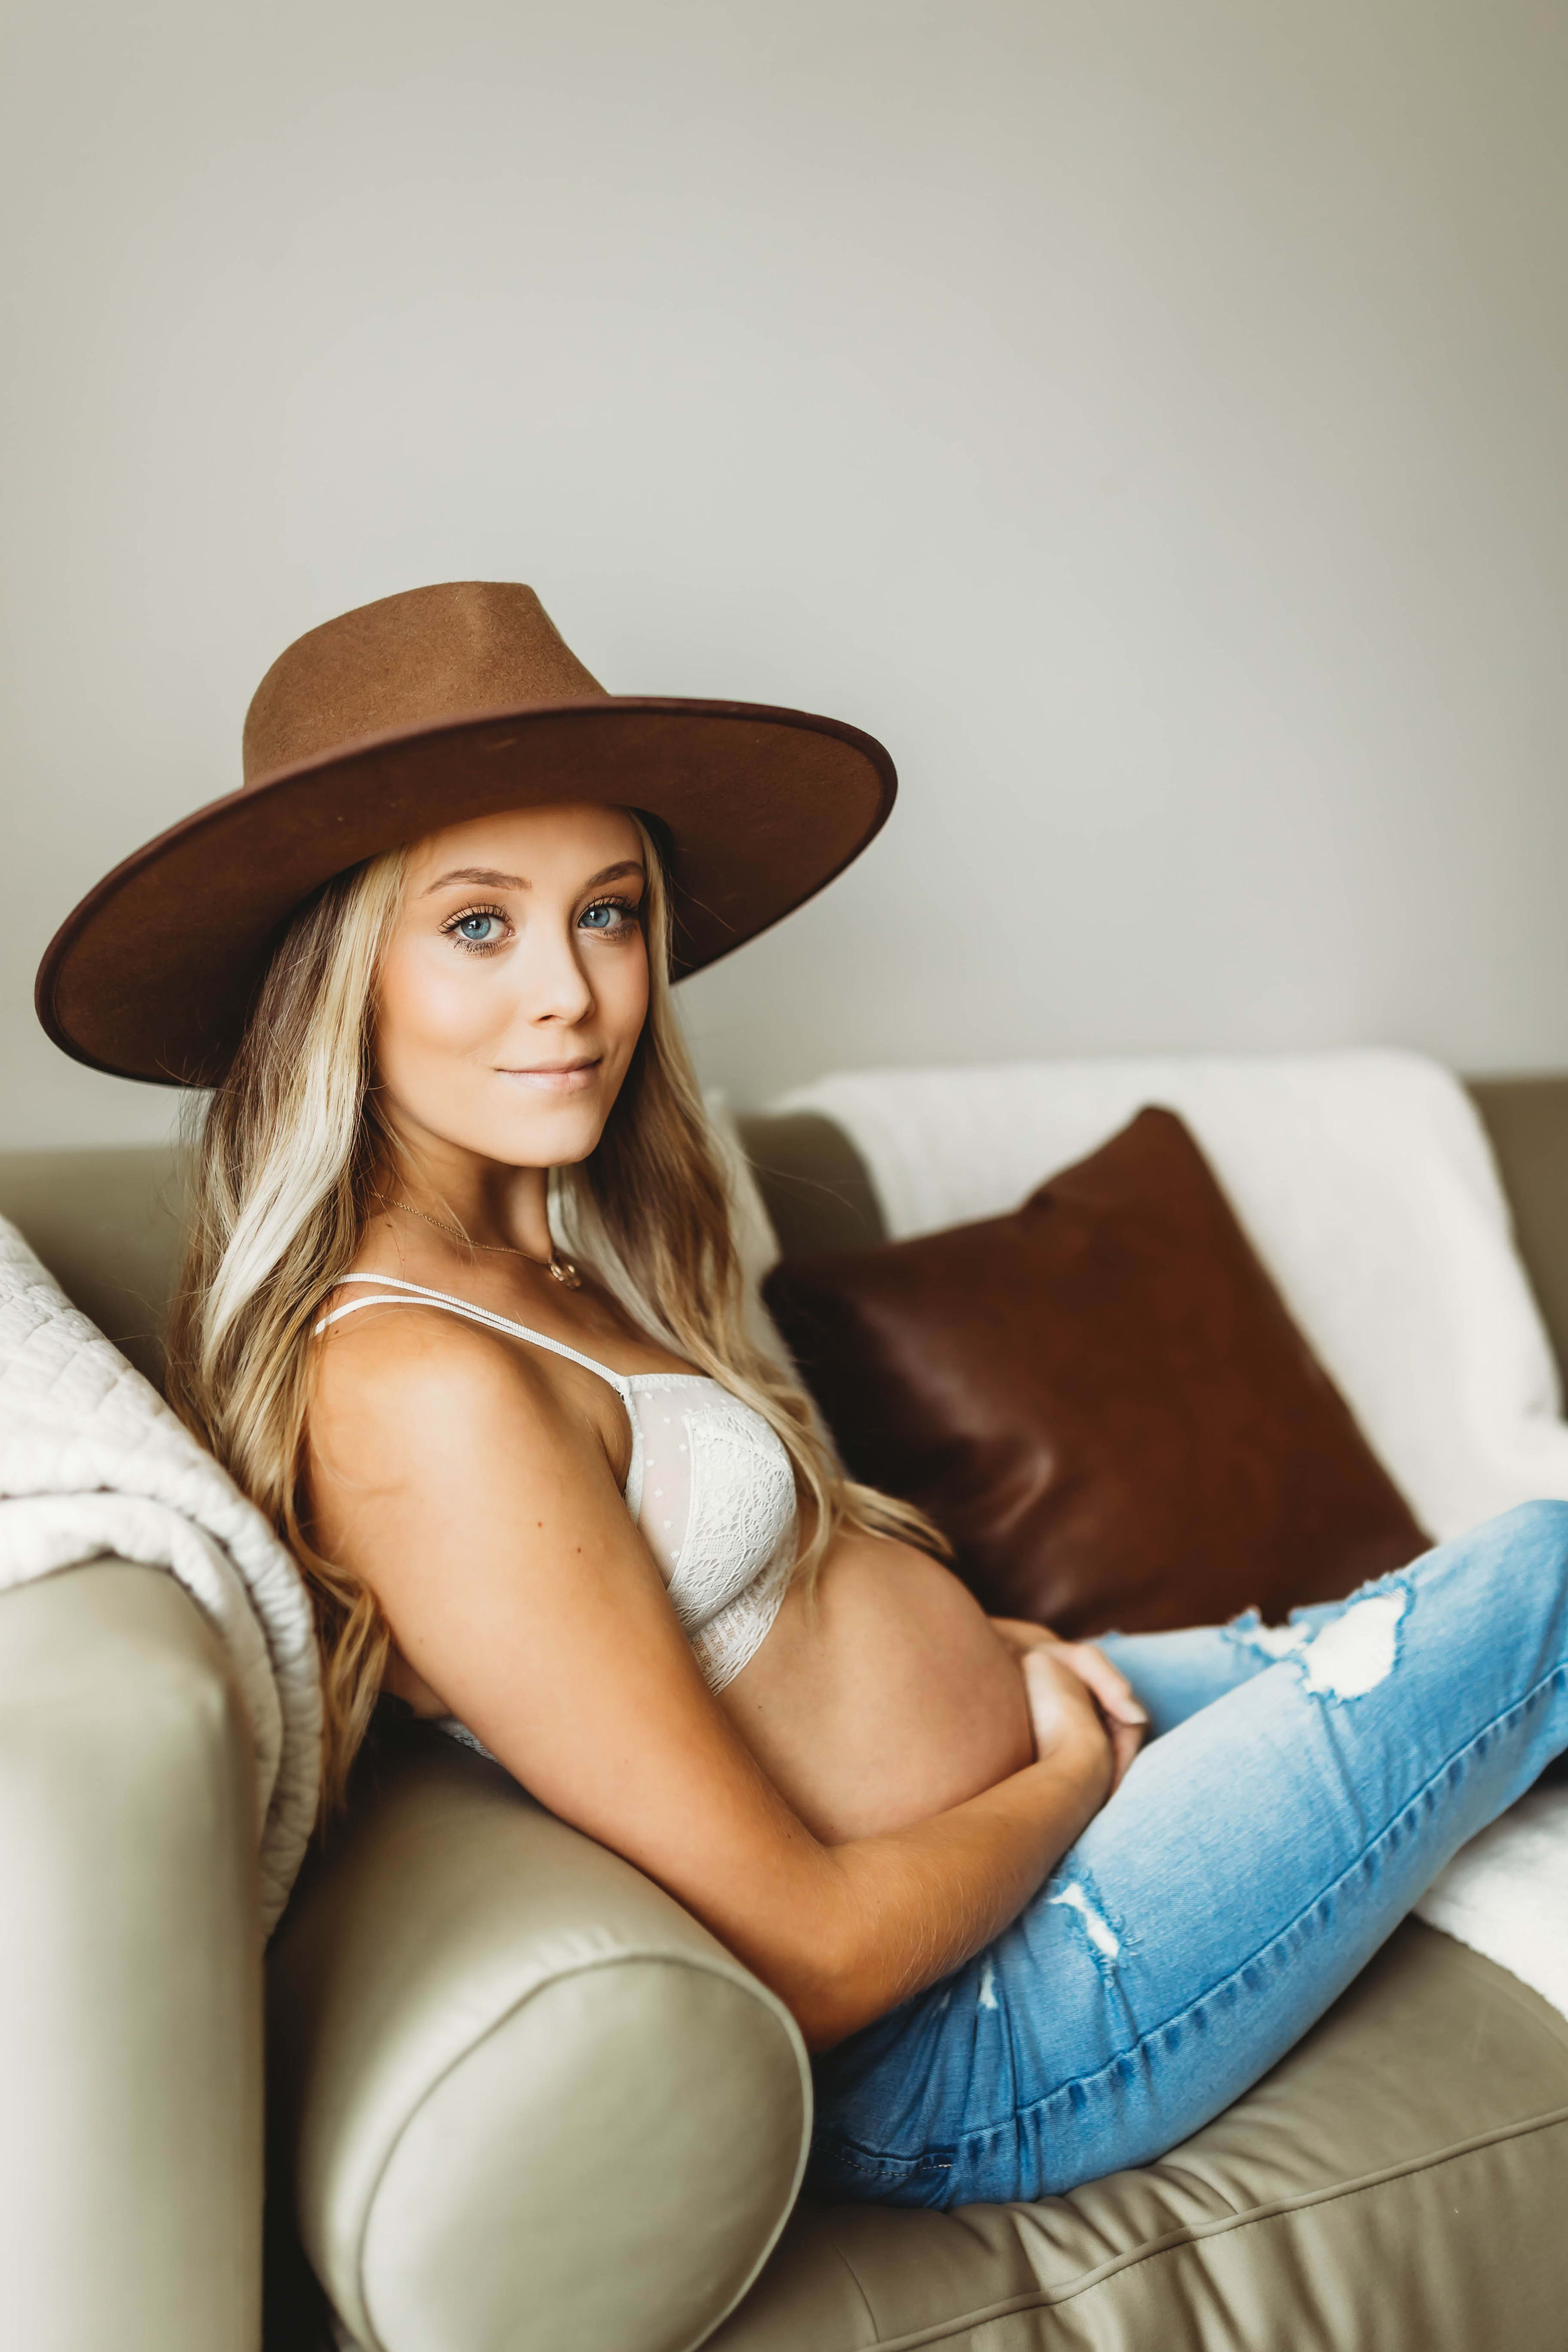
{"left": 36, "top": 580, "right": 896, "bottom": 1087}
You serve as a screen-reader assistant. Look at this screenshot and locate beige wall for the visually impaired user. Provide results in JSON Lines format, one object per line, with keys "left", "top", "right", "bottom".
{"left": 6, "top": 0, "right": 1568, "bottom": 1148}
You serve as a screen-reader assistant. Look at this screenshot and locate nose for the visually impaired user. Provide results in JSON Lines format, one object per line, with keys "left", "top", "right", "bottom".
{"left": 514, "top": 910, "right": 596, "bottom": 1026}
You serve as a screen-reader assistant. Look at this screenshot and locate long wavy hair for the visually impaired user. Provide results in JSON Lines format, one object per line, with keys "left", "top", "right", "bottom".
{"left": 165, "top": 815, "right": 945, "bottom": 1817}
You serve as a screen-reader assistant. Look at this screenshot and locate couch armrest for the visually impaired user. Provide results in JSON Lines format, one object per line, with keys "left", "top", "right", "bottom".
{"left": 0, "top": 1559, "right": 263, "bottom": 2352}
{"left": 267, "top": 1730, "right": 811, "bottom": 2352}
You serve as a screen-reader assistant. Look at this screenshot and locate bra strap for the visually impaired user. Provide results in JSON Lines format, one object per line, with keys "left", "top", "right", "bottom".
{"left": 314, "top": 1272, "right": 635, "bottom": 1402}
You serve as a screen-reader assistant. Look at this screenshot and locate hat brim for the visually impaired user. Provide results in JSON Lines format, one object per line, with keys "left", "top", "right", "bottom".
{"left": 36, "top": 697, "right": 895, "bottom": 1087}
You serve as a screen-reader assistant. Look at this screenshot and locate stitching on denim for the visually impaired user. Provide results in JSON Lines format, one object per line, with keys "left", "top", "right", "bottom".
{"left": 817, "top": 2140, "right": 888, "bottom": 2177}
{"left": 813, "top": 2131, "right": 954, "bottom": 2181}
{"left": 989, "top": 1655, "right": 1568, "bottom": 2140}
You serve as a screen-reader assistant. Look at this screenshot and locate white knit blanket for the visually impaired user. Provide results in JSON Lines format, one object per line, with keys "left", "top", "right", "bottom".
{"left": 777, "top": 1050, "right": 1568, "bottom": 2027}
{"left": 0, "top": 1221, "right": 319, "bottom": 1933}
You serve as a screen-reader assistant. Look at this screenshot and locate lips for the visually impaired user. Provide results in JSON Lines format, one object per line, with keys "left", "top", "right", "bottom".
{"left": 497, "top": 1060, "right": 601, "bottom": 1093}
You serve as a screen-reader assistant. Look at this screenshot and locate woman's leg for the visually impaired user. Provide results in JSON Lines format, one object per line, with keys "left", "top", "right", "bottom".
{"left": 811, "top": 1501, "right": 1568, "bottom": 2209}
{"left": 1094, "top": 1592, "right": 1371, "bottom": 1739}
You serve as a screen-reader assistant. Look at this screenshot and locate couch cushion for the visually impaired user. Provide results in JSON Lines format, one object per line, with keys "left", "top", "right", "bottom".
{"left": 267, "top": 1732, "right": 811, "bottom": 2352}
{"left": 762, "top": 1107, "right": 1427, "bottom": 1634}
{"left": 708, "top": 1920, "right": 1568, "bottom": 2351}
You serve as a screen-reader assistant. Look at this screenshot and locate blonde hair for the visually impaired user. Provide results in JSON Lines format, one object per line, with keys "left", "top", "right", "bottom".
{"left": 165, "top": 818, "right": 945, "bottom": 1816}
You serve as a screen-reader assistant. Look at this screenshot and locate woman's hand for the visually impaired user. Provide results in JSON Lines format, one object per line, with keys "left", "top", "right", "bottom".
{"left": 991, "top": 1617, "right": 1148, "bottom": 1794}
{"left": 1019, "top": 1644, "right": 1114, "bottom": 1810}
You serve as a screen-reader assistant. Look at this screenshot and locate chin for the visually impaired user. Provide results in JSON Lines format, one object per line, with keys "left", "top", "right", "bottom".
{"left": 483, "top": 1105, "right": 610, "bottom": 1171}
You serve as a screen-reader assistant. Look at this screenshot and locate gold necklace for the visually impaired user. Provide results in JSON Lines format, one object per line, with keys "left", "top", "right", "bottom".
{"left": 388, "top": 1198, "right": 582, "bottom": 1289}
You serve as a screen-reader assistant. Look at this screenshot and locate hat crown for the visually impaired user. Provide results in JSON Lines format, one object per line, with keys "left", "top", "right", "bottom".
{"left": 241, "top": 581, "right": 606, "bottom": 785}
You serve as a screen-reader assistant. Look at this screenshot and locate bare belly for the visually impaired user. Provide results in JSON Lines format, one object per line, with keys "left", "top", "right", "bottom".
{"left": 385, "top": 1526, "right": 1035, "bottom": 1842}
{"left": 715, "top": 1531, "right": 1036, "bottom": 1843}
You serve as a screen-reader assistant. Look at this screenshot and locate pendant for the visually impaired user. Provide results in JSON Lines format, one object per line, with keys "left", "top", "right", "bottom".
{"left": 549, "top": 1254, "right": 583, "bottom": 1290}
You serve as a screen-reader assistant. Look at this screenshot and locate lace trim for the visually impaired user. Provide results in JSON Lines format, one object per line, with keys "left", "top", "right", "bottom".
{"left": 667, "top": 1399, "right": 796, "bottom": 1625}
{"left": 689, "top": 1541, "right": 795, "bottom": 1692}
{"left": 653, "top": 1394, "right": 798, "bottom": 1689}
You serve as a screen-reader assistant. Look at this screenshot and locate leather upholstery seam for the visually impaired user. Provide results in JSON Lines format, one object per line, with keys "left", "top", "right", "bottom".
{"left": 348, "top": 1945, "right": 813, "bottom": 2352}
{"left": 824, "top": 2101, "right": 1568, "bottom": 2352}
{"left": 815, "top": 2228, "right": 882, "bottom": 2335}
{"left": 1430, "top": 1917, "right": 1568, "bottom": 2051}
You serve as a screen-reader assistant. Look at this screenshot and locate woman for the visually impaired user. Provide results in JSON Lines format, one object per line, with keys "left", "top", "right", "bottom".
{"left": 39, "top": 580, "right": 1568, "bottom": 2208}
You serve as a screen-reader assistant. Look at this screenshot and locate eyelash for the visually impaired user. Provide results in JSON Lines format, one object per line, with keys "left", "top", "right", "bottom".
{"left": 578, "top": 893, "right": 642, "bottom": 942}
{"left": 438, "top": 895, "right": 643, "bottom": 956}
{"left": 440, "top": 902, "right": 511, "bottom": 956}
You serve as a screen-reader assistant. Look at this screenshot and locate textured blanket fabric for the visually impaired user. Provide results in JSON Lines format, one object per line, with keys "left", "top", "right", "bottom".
{"left": 0, "top": 1219, "right": 319, "bottom": 1932}
{"left": 1415, "top": 1780, "right": 1568, "bottom": 2022}
{"left": 777, "top": 1049, "right": 1568, "bottom": 2025}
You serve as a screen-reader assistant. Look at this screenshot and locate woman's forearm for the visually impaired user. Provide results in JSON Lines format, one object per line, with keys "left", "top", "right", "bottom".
{"left": 749, "top": 1730, "right": 1111, "bottom": 2052}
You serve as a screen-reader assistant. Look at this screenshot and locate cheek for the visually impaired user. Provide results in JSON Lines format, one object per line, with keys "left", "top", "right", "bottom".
{"left": 582, "top": 945, "right": 650, "bottom": 1087}
{"left": 604, "top": 947, "right": 650, "bottom": 1053}
{"left": 378, "top": 942, "right": 506, "bottom": 1076}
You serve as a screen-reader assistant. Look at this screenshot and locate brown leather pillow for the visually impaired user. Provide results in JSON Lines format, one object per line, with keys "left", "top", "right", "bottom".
{"left": 762, "top": 1106, "right": 1429, "bottom": 1634}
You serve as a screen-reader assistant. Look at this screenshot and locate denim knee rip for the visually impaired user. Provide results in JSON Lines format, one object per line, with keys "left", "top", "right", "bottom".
{"left": 1225, "top": 1577, "right": 1413, "bottom": 1702}
{"left": 1045, "top": 1861, "right": 1127, "bottom": 1978}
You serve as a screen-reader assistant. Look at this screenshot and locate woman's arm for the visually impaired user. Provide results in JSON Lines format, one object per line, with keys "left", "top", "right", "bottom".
{"left": 308, "top": 1311, "right": 1114, "bottom": 2051}
{"left": 795, "top": 1649, "right": 1113, "bottom": 2041}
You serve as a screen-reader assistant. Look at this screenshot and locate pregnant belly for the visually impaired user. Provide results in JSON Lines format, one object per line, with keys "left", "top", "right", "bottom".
{"left": 715, "top": 1530, "right": 1036, "bottom": 1843}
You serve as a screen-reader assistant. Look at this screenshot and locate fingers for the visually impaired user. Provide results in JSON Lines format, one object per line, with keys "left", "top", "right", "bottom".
{"left": 1057, "top": 1641, "right": 1148, "bottom": 1731}
{"left": 1018, "top": 1644, "right": 1067, "bottom": 1750}
{"left": 1053, "top": 1642, "right": 1147, "bottom": 1793}
{"left": 1015, "top": 1634, "right": 1147, "bottom": 1794}
{"left": 1106, "top": 1713, "right": 1144, "bottom": 1793}
{"left": 1020, "top": 1646, "right": 1099, "bottom": 1766}
{"left": 988, "top": 1616, "right": 1060, "bottom": 1658}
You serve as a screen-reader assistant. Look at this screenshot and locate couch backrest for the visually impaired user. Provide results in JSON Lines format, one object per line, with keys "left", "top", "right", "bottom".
{"left": 4, "top": 1074, "right": 1568, "bottom": 1392}
{"left": 0, "top": 1145, "right": 185, "bottom": 1384}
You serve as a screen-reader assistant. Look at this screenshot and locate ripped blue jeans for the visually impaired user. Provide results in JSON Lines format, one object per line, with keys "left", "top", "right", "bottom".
{"left": 809, "top": 1500, "right": 1568, "bottom": 2208}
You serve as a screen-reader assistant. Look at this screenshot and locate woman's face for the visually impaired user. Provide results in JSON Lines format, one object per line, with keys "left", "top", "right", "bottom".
{"left": 376, "top": 802, "right": 650, "bottom": 1172}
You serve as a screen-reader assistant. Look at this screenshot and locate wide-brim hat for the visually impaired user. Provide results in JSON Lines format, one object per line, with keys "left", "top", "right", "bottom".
{"left": 36, "top": 580, "right": 896, "bottom": 1087}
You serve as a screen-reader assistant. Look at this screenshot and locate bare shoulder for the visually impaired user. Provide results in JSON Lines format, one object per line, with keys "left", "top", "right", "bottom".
{"left": 308, "top": 1292, "right": 598, "bottom": 1487}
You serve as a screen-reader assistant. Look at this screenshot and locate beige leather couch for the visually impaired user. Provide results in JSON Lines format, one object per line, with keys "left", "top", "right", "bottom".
{"left": 4, "top": 1077, "right": 1568, "bottom": 2352}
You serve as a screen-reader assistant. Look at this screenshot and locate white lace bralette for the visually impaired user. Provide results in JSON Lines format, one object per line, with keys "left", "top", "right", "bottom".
{"left": 314, "top": 1274, "right": 799, "bottom": 1717}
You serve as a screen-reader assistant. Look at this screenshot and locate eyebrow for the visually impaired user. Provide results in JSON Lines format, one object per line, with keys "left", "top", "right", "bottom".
{"left": 418, "top": 859, "right": 645, "bottom": 898}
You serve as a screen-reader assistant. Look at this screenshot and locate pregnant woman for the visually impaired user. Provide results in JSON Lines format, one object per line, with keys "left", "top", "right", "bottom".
{"left": 39, "top": 581, "right": 1568, "bottom": 2207}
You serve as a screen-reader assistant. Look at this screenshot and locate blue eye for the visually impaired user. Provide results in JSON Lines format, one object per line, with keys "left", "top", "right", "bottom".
{"left": 579, "top": 898, "right": 640, "bottom": 935}
{"left": 442, "top": 906, "right": 508, "bottom": 952}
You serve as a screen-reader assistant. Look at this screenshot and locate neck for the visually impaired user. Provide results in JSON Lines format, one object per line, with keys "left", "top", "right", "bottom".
{"left": 378, "top": 1136, "right": 557, "bottom": 1262}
